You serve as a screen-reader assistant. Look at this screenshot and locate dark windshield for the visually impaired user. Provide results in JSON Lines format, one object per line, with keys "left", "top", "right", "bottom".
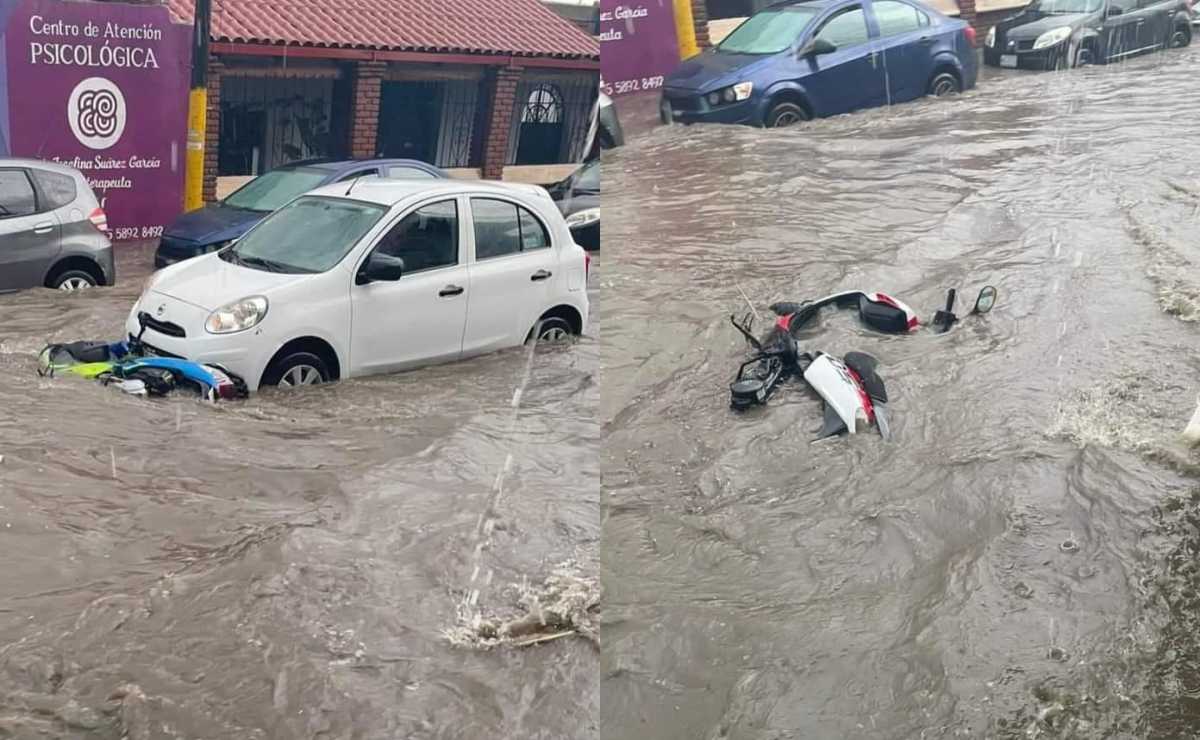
{"left": 717, "top": 7, "right": 820, "bottom": 54}
{"left": 1027, "top": 0, "right": 1101, "bottom": 13}
{"left": 223, "top": 167, "right": 330, "bottom": 212}
{"left": 221, "top": 196, "right": 386, "bottom": 274}
{"left": 575, "top": 160, "right": 599, "bottom": 192}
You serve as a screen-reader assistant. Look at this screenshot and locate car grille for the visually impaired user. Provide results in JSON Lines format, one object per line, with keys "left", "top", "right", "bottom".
{"left": 663, "top": 90, "right": 703, "bottom": 112}
{"left": 137, "top": 311, "right": 187, "bottom": 338}
{"left": 1017, "top": 39, "right": 1035, "bottom": 51}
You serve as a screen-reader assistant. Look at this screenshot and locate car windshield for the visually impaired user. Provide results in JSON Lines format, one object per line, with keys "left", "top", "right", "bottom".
{"left": 221, "top": 196, "right": 387, "bottom": 274}
{"left": 1028, "top": 0, "right": 1101, "bottom": 13}
{"left": 574, "top": 160, "right": 600, "bottom": 192}
{"left": 717, "top": 7, "right": 819, "bottom": 54}
{"left": 222, "top": 167, "right": 329, "bottom": 212}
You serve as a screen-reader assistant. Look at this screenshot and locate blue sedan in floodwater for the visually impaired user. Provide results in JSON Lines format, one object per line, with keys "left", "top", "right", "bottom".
{"left": 660, "top": 0, "right": 978, "bottom": 127}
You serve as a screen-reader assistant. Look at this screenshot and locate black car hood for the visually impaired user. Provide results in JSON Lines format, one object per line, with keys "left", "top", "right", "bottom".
{"left": 1001, "top": 11, "right": 1090, "bottom": 39}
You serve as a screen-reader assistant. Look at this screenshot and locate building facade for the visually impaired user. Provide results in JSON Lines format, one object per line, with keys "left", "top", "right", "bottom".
{"left": 167, "top": 0, "right": 600, "bottom": 202}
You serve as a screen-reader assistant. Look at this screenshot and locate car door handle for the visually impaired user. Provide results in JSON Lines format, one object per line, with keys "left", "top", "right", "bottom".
{"left": 918, "top": 35, "right": 935, "bottom": 45}
{"left": 32, "top": 222, "right": 54, "bottom": 235}
{"left": 439, "top": 285, "right": 464, "bottom": 297}
{"left": 530, "top": 270, "right": 553, "bottom": 282}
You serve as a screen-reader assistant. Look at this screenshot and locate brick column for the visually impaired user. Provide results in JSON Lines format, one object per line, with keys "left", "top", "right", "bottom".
{"left": 691, "top": 0, "right": 711, "bottom": 48}
{"left": 481, "top": 66, "right": 523, "bottom": 180}
{"left": 349, "top": 61, "right": 387, "bottom": 159}
{"left": 957, "top": 0, "right": 980, "bottom": 37}
{"left": 201, "top": 57, "right": 223, "bottom": 204}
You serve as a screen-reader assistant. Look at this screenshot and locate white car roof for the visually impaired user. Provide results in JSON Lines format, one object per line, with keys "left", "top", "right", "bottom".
{"left": 305, "top": 177, "right": 551, "bottom": 208}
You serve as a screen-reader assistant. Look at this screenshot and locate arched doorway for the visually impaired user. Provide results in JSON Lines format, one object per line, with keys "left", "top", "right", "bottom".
{"left": 515, "top": 83, "right": 565, "bottom": 165}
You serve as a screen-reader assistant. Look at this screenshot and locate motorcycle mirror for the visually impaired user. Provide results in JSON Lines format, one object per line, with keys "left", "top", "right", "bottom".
{"left": 973, "top": 286, "right": 998, "bottom": 315}
{"left": 731, "top": 378, "right": 766, "bottom": 409}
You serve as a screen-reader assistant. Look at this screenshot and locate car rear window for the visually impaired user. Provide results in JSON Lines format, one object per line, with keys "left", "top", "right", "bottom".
{"left": 31, "top": 169, "right": 78, "bottom": 209}
{"left": 0, "top": 169, "right": 37, "bottom": 218}
{"left": 387, "top": 166, "right": 438, "bottom": 179}
{"left": 473, "top": 198, "right": 551, "bottom": 259}
{"left": 874, "top": 0, "right": 929, "bottom": 36}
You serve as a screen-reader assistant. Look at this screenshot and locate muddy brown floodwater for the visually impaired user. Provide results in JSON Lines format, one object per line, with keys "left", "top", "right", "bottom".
{"left": 0, "top": 242, "right": 599, "bottom": 738}
{"left": 602, "top": 50, "right": 1200, "bottom": 738}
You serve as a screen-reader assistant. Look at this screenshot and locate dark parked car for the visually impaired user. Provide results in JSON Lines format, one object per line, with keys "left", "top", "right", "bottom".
{"left": 0, "top": 159, "right": 114, "bottom": 293}
{"left": 154, "top": 158, "right": 447, "bottom": 268}
{"left": 660, "top": 0, "right": 977, "bottom": 128}
{"left": 548, "top": 159, "right": 600, "bottom": 251}
{"left": 983, "top": 0, "right": 1191, "bottom": 68}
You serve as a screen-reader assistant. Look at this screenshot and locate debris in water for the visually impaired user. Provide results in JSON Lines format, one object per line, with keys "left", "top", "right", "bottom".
{"left": 444, "top": 560, "right": 599, "bottom": 650}
{"left": 1060, "top": 539, "right": 1079, "bottom": 554}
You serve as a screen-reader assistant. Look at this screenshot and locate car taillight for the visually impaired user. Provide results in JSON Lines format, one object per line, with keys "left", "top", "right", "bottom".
{"left": 88, "top": 207, "right": 108, "bottom": 233}
{"left": 584, "top": 252, "right": 591, "bottom": 281}
{"left": 964, "top": 25, "right": 977, "bottom": 46}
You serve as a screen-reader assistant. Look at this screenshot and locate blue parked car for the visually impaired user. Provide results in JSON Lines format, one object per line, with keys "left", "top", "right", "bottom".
{"left": 154, "top": 158, "right": 446, "bottom": 268}
{"left": 660, "top": 0, "right": 978, "bottom": 128}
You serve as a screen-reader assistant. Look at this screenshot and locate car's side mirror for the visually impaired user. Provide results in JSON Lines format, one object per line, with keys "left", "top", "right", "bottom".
{"left": 356, "top": 252, "right": 405, "bottom": 285}
{"left": 799, "top": 38, "right": 838, "bottom": 58}
{"left": 973, "top": 285, "right": 998, "bottom": 315}
{"left": 1107, "top": 5, "right": 1123, "bottom": 15}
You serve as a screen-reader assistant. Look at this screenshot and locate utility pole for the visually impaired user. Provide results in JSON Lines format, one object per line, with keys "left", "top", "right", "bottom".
{"left": 184, "top": 0, "right": 212, "bottom": 212}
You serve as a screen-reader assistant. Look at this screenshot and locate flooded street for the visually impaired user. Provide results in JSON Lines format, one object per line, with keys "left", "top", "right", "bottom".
{"left": 602, "top": 49, "right": 1200, "bottom": 739}
{"left": 0, "top": 244, "right": 599, "bottom": 738}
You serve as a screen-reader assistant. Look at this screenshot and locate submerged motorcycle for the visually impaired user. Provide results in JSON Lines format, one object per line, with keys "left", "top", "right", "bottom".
{"left": 729, "top": 286, "right": 998, "bottom": 440}
{"left": 37, "top": 316, "right": 249, "bottom": 402}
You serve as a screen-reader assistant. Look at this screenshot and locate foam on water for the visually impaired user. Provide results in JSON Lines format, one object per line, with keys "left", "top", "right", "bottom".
{"left": 444, "top": 559, "right": 600, "bottom": 649}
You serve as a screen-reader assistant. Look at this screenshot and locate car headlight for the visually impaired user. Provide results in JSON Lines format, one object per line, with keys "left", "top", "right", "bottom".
{"left": 1033, "top": 26, "right": 1072, "bottom": 50}
{"left": 205, "top": 295, "right": 268, "bottom": 334}
{"left": 986, "top": 26, "right": 996, "bottom": 47}
{"left": 566, "top": 208, "right": 600, "bottom": 229}
{"left": 705, "top": 81, "right": 753, "bottom": 107}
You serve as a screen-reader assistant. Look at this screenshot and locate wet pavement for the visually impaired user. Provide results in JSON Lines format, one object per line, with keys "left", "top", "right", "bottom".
{"left": 0, "top": 243, "right": 599, "bottom": 738}
{"left": 601, "top": 49, "right": 1200, "bottom": 738}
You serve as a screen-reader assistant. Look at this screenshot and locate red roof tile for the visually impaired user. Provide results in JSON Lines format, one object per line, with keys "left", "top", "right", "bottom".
{"left": 167, "top": 0, "right": 599, "bottom": 59}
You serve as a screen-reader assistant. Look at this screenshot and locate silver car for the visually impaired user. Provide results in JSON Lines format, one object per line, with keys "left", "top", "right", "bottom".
{"left": 0, "top": 159, "right": 114, "bottom": 292}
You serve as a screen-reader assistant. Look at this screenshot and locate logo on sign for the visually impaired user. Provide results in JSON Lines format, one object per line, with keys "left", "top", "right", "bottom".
{"left": 67, "top": 77, "right": 127, "bottom": 150}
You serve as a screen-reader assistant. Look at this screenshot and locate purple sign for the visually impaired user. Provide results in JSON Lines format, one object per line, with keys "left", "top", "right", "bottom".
{"left": 0, "top": 0, "right": 190, "bottom": 242}
{"left": 600, "top": 0, "right": 679, "bottom": 98}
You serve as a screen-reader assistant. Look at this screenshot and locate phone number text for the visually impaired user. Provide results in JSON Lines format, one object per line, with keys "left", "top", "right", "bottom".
{"left": 112, "top": 225, "right": 164, "bottom": 241}
{"left": 602, "top": 76, "right": 664, "bottom": 96}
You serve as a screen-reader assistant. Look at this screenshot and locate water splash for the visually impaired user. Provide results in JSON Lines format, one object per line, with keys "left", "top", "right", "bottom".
{"left": 444, "top": 560, "right": 599, "bottom": 649}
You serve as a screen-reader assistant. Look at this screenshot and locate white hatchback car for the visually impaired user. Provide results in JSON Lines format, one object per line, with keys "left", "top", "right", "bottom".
{"left": 126, "top": 179, "right": 591, "bottom": 391}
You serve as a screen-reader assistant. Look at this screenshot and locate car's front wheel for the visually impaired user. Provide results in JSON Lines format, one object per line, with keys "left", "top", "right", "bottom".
{"left": 764, "top": 102, "right": 811, "bottom": 128}
{"left": 51, "top": 270, "right": 98, "bottom": 292}
{"left": 262, "top": 351, "right": 331, "bottom": 389}
{"left": 928, "top": 72, "right": 962, "bottom": 97}
{"left": 1170, "top": 24, "right": 1191, "bottom": 48}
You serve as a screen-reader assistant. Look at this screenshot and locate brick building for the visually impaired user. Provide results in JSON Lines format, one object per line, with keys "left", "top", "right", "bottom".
{"left": 167, "top": 0, "right": 600, "bottom": 203}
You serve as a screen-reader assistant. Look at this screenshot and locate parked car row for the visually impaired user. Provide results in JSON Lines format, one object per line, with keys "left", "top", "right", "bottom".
{"left": 1, "top": 151, "right": 596, "bottom": 391}
{"left": 659, "top": 0, "right": 1191, "bottom": 128}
